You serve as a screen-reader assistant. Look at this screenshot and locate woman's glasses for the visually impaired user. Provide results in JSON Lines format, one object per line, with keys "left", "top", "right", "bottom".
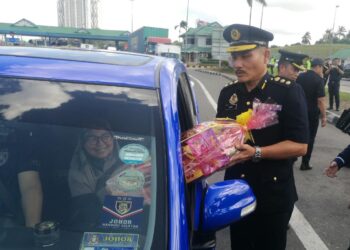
{"left": 84, "top": 133, "right": 113, "bottom": 146}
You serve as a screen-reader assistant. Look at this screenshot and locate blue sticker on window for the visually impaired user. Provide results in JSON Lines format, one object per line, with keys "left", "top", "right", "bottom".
{"left": 100, "top": 196, "right": 144, "bottom": 230}
{"left": 81, "top": 232, "right": 139, "bottom": 250}
{"left": 119, "top": 144, "right": 149, "bottom": 164}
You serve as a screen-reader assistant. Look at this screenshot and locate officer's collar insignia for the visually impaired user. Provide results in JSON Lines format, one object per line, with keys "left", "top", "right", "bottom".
{"left": 274, "top": 76, "right": 280, "bottom": 81}
{"left": 280, "top": 79, "right": 286, "bottom": 83}
{"left": 286, "top": 80, "right": 291, "bottom": 85}
{"left": 229, "top": 93, "right": 238, "bottom": 105}
{"left": 231, "top": 29, "right": 241, "bottom": 41}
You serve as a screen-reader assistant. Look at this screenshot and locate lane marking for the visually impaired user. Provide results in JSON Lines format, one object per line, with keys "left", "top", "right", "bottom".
{"left": 190, "top": 75, "right": 217, "bottom": 112}
{"left": 290, "top": 206, "right": 329, "bottom": 250}
{"left": 190, "top": 74, "right": 329, "bottom": 250}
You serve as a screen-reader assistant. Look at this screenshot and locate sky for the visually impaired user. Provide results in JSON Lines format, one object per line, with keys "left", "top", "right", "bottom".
{"left": 0, "top": 0, "right": 349, "bottom": 46}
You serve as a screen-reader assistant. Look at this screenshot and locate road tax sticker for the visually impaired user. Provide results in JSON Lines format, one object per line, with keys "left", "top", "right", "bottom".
{"left": 81, "top": 232, "right": 139, "bottom": 250}
{"left": 100, "top": 196, "right": 144, "bottom": 230}
{"left": 114, "top": 169, "right": 145, "bottom": 192}
{"left": 119, "top": 144, "right": 149, "bottom": 164}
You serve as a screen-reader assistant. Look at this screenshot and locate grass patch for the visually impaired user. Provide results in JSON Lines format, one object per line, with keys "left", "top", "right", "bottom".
{"left": 324, "top": 87, "right": 350, "bottom": 110}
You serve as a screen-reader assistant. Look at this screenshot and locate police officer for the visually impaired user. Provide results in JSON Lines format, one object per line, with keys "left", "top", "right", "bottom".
{"left": 217, "top": 24, "right": 309, "bottom": 250}
{"left": 0, "top": 124, "right": 43, "bottom": 227}
{"left": 277, "top": 50, "right": 308, "bottom": 82}
{"left": 325, "top": 58, "right": 344, "bottom": 111}
{"left": 297, "top": 58, "right": 327, "bottom": 170}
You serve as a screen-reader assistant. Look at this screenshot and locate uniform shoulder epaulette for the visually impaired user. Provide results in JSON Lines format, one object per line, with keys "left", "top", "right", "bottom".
{"left": 269, "top": 76, "right": 293, "bottom": 87}
{"left": 224, "top": 79, "right": 238, "bottom": 87}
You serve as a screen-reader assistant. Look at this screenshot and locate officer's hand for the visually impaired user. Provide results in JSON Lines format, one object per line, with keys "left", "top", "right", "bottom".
{"left": 324, "top": 161, "right": 339, "bottom": 178}
{"left": 228, "top": 143, "right": 255, "bottom": 166}
{"left": 321, "top": 117, "right": 327, "bottom": 127}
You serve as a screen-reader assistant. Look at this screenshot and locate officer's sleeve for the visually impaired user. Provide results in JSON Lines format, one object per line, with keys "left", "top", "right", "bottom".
{"left": 216, "top": 89, "right": 225, "bottom": 118}
{"left": 15, "top": 130, "right": 41, "bottom": 174}
{"left": 281, "top": 84, "right": 309, "bottom": 143}
{"left": 317, "top": 77, "right": 326, "bottom": 98}
{"left": 334, "top": 144, "right": 350, "bottom": 168}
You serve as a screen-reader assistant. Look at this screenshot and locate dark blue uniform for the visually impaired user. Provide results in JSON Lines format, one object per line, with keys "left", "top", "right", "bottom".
{"left": 297, "top": 70, "right": 325, "bottom": 166}
{"left": 334, "top": 144, "right": 350, "bottom": 169}
{"left": 328, "top": 65, "right": 344, "bottom": 110}
{"left": 0, "top": 124, "right": 40, "bottom": 219}
{"left": 216, "top": 74, "right": 309, "bottom": 250}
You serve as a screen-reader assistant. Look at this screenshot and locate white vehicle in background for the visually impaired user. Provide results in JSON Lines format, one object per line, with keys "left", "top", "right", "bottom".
{"left": 80, "top": 43, "right": 94, "bottom": 50}
{"left": 155, "top": 44, "right": 181, "bottom": 59}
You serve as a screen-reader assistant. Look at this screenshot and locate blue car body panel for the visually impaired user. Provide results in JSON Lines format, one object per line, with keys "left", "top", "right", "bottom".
{"left": 159, "top": 60, "right": 190, "bottom": 250}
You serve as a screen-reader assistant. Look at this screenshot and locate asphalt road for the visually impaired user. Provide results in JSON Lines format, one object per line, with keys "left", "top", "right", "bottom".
{"left": 188, "top": 69, "right": 350, "bottom": 250}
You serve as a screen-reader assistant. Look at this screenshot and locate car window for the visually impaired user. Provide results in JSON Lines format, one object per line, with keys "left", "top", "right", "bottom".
{"left": 0, "top": 77, "right": 166, "bottom": 250}
{"left": 177, "top": 73, "right": 198, "bottom": 131}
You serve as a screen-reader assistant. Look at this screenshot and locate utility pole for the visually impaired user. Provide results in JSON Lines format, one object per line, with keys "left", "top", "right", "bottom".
{"left": 185, "top": 0, "right": 189, "bottom": 62}
{"left": 330, "top": 5, "right": 340, "bottom": 57}
{"left": 130, "top": 0, "right": 134, "bottom": 32}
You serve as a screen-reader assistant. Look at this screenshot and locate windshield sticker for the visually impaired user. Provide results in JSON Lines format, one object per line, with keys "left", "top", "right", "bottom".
{"left": 100, "top": 196, "right": 144, "bottom": 230}
{"left": 107, "top": 169, "right": 145, "bottom": 192}
{"left": 119, "top": 144, "right": 149, "bottom": 164}
{"left": 81, "top": 232, "right": 139, "bottom": 250}
{"left": 114, "top": 135, "right": 145, "bottom": 142}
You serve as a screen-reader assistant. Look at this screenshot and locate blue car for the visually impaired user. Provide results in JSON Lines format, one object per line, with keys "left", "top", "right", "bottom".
{"left": 0, "top": 46, "right": 256, "bottom": 250}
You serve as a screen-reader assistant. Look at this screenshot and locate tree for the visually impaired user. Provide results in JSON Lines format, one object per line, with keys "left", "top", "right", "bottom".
{"left": 175, "top": 20, "right": 188, "bottom": 40}
{"left": 336, "top": 26, "right": 347, "bottom": 39}
{"left": 246, "top": 0, "right": 267, "bottom": 25}
{"left": 301, "top": 32, "right": 311, "bottom": 45}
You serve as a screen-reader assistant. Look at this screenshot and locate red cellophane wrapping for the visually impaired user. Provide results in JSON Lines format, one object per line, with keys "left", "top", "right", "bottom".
{"left": 181, "top": 99, "right": 282, "bottom": 183}
{"left": 181, "top": 119, "right": 245, "bottom": 183}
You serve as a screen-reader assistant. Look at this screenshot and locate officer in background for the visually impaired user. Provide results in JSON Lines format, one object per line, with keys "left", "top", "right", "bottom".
{"left": 297, "top": 58, "right": 327, "bottom": 170}
{"left": 277, "top": 50, "right": 308, "bottom": 82}
{"left": 217, "top": 24, "right": 309, "bottom": 250}
{"left": 276, "top": 50, "right": 308, "bottom": 165}
{"left": 0, "top": 124, "right": 43, "bottom": 228}
{"left": 325, "top": 58, "right": 344, "bottom": 111}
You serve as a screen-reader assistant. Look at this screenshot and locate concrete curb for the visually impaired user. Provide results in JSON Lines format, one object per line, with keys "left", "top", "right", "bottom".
{"left": 193, "top": 68, "right": 236, "bottom": 82}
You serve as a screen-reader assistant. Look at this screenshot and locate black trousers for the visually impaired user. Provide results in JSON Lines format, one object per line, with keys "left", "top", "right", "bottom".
{"left": 302, "top": 115, "right": 319, "bottom": 164}
{"left": 229, "top": 206, "right": 294, "bottom": 250}
{"left": 328, "top": 81, "right": 340, "bottom": 109}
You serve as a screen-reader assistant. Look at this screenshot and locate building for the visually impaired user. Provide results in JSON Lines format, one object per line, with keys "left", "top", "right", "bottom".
{"left": 57, "top": 0, "right": 99, "bottom": 29}
{"left": 181, "top": 22, "right": 229, "bottom": 64}
{"left": 128, "top": 26, "right": 169, "bottom": 53}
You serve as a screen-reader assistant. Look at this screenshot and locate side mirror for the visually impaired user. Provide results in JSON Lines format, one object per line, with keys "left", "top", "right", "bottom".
{"left": 201, "top": 179, "right": 256, "bottom": 232}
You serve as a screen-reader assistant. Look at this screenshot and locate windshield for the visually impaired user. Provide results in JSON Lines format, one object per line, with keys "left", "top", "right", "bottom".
{"left": 0, "top": 77, "right": 166, "bottom": 250}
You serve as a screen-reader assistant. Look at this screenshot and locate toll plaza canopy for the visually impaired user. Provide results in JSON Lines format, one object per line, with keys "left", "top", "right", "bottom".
{"left": 0, "top": 19, "right": 130, "bottom": 42}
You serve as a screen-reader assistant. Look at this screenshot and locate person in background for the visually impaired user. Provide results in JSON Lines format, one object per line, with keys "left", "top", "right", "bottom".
{"left": 296, "top": 58, "right": 327, "bottom": 170}
{"left": 0, "top": 126, "right": 43, "bottom": 228}
{"left": 277, "top": 50, "right": 308, "bottom": 82}
{"left": 217, "top": 23, "right": 309, "bottom": 250}
{"left": 325, "top": 58, "right": 344, "bottom": 111}
{"left": 325, "top": 144, "right": 350, "bottom": 250}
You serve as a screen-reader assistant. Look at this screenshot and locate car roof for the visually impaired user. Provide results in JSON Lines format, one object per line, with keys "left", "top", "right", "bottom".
{"left": 0, "top": 46, "right": 171, "bottom": 88}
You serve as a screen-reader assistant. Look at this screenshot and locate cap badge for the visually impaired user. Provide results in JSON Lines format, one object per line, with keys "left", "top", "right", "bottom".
{"left": 231, "top": 29, "right": 241, "bottom": 41}
{"left": 229, "top": 93, "right": 238, "bottom": 105}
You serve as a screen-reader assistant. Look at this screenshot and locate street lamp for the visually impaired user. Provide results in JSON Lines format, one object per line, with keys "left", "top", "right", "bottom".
{"left": 329, "top": 5, "right": 339, "bottom": 57}
{"left": 332, "top": 5, "right": 340, "bottom": 33}
{"left": 130, "top": 0, "right": 134, "bottom": 32}
{"left": 184, "top": 0, "right": 190, "bottom": 62}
